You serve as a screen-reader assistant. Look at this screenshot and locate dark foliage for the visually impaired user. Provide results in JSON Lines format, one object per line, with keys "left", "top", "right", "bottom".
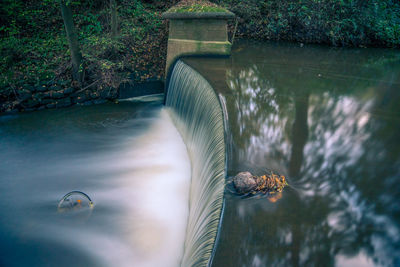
{"left": 213, "top": 0, "right": 400, "bottom": 47}
{"left": 0, "top": 0, "right": 178, "bottom": 98}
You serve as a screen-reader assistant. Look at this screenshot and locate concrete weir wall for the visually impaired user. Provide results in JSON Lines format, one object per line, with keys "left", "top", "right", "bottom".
{"left": 162, "top": 11, "right": 235, "bottom": 75}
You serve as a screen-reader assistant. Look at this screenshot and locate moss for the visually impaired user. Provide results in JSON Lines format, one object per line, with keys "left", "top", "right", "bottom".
{"left": 169, "top": 4, "right": 228, "bottom": 13}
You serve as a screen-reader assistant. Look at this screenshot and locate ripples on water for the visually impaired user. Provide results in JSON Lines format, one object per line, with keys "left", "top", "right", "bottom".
{"left": 0, "top": 96, "right": 191, "bottom": 267}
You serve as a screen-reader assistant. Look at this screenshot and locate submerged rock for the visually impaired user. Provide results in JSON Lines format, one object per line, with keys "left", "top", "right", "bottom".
{"left": 233, "top": 171, "right": 258, "bottom": 194}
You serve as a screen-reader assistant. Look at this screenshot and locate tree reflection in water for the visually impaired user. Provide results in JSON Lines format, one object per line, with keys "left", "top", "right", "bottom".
{"left": 208, "top": 42, "right": 400, "bottom": 267}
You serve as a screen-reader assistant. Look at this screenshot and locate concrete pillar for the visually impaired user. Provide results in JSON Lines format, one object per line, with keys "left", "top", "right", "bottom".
{"left": 162, "top": 11, "right": 235, "bottom": 76}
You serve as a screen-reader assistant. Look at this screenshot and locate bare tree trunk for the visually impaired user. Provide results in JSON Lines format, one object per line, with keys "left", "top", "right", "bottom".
{"left": 60, "top": 0, "right": 82, "bottom": 82}
{"left": 110, "top": 0, "right": 118, "bottom": 38}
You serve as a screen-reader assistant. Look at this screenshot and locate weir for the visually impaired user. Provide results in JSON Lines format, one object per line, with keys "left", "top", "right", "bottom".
{"left": 165, "top": 60, "right": 226, "bottom": 266}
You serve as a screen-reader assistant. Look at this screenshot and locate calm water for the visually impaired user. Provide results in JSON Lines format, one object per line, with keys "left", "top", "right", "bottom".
{"left": 0, "top": 95, "right": 191, "bottom": 267}
{"left": 184, "top": 41, "right": 400, "bottom": 267}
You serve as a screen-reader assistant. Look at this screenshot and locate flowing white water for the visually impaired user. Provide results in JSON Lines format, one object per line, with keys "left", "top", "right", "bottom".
{"left": 166, "top": 60, "right": 226, "bottom": 267}
{"left": 0, "top": 99, "right": 191, "bottom": 267}
{"left": 77, "top": 109, "right": 191, "bottom": 267}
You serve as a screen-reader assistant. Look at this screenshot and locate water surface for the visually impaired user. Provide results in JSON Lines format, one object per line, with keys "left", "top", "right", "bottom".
{"left": 0, "top": 95, "right": 191, "bottom": 267}
{"left": 184, "top": 41, "right": 400, "bottom": 267}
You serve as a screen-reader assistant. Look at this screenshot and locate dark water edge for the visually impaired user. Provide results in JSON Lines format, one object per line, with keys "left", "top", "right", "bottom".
{"left": 184, "top": 40, "right": 400, "bottom": 267}
{"left": 0, "top": 78, "right": 164, "bottom": 115}
{"left": 118, "top": 80, "right": 164, "bottom": 99}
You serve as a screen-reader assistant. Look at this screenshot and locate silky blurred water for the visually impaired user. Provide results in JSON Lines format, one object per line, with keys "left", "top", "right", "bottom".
{"left": 0, "top": 95, "right": 191, "bottom": 267}
{"left": 166, "top": 61, "right": 226, "bottom": 267}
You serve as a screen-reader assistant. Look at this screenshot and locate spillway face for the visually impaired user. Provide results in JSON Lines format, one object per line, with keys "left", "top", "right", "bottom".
{"left": 165, "top": 60, "right": 226, "bottom": 267}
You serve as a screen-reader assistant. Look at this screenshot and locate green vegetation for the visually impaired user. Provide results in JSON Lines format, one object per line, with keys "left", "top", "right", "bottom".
{"left": 169, "top": 4, "right": 227, "bottom": 13}
{"left": 212, "top": 0, "right": 400, "bottom": 47}
{"left": 0, "top": 0, "right": 175, "bottom": 100}
{"left": 168, "top": 0, "right": 228, "bottom": 13}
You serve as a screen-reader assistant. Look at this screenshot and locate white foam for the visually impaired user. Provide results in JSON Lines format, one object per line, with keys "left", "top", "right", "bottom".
{"left": 39, "top": 108, "right": 191, "bottom": 267}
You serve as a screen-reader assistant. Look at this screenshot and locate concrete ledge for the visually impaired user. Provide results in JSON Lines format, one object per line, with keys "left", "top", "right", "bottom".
{"left": 163, "top": 8, "right": 235, "bottom": 76}
{"left": 162, "top": 11, "right": 235, "bottom": 20}
{"left": 166, "top": 39, "right": 231, "bottom": 72}
{"left": 169, "top": 19, "right": 228, "bottom": 42}
{"left": 168, "top": 39, "right": 232, "bottom": 52}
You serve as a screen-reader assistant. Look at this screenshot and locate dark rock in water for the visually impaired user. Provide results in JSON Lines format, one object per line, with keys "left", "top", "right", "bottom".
{"left": 233, "top": 171, "right": 258, "bottom": 194}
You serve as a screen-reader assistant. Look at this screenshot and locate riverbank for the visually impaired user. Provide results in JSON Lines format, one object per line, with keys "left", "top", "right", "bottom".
{"left": 0, "top": 1, "right": 174, "bottom": 113}
{"left": 216, "top": 0, "right": 400, "bottom": 47}
{"left": 1, "top": 0, "right": 399, "bottom": 114}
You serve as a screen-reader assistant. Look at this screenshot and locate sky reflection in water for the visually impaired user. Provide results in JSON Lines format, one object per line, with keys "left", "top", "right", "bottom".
{"left": 184, "top": 41, "right": 400, "bottom": 267}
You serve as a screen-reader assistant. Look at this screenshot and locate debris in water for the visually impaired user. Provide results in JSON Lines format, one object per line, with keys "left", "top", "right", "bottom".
{"left": 58, "top": 191, "right": 94, "bottom": 213}
{"left": 233, "top": 171, "right": 288, "bottom": 196}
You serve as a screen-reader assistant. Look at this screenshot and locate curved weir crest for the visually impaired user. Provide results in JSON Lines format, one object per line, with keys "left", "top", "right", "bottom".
{"left": 165, "top": 60, "right": 226, "bottom": 267}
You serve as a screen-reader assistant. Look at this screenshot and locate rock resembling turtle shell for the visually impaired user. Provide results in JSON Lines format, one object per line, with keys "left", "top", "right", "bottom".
{"left": 233, "top": 171, "right": 258, "bottom": 194}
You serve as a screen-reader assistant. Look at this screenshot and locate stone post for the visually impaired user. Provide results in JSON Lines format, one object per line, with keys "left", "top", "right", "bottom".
{"left": 162, "top": 11, "right": 235, "bottom": 76}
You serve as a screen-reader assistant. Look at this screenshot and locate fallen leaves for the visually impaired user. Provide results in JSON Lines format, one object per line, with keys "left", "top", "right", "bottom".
{"left": 255, "top": 172, "right": 288, "bottom": 194}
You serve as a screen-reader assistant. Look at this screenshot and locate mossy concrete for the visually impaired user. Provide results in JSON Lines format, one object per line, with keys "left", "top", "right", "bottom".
{"left": 162, "top": 11, "right": 235, "bottom": 75}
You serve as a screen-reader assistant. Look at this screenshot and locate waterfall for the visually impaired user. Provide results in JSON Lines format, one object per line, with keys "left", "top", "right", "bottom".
{"left": 165, "top": 60, "right": 226, "bottom": 267}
